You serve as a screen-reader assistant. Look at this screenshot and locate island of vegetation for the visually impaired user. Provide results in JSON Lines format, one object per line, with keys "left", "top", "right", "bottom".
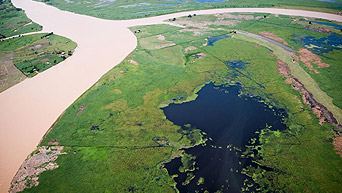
{"left": 11, "top": 10, "right": 342, "bottom": 193}
{"left": 0, "top": 0, "right": 77, "bottom": 92}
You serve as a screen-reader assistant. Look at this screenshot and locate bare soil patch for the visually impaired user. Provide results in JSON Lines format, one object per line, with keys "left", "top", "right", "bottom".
{"left": 10, "top": 146, "right": 66, "bottom": 193}
{"left": 333, "top": 136, "right": 342, "bottom": 158}
{"left": 0, "top": 51, "right": 26, "bottom": 93}
{"left": 259, "top": 31, "right": 289, "bottom": 45}
{"left": 156, "top": 43, "right": 176, "bottom": 49}
{"left": 307, "top": 26, "right": 332, "bottom": 33}
{"left": 128, "top": 59, "right": 139, "bottom": 66}
{"left": 276, "top": 58, "right": 338, "bottom": 126}
{"left": 178, "top": 28, "right": 208, "bottom": 36}
{"left": 298, "top": 48, "right": 330, "bottom": 74}
{"left": 215, "top": 13, "right": 257, "bottom": 20}
{"left": 156, "top": 34, "right": 165, "bottom": 40}
{"left": 184, "top": 46, "right": 197, "bottom": 53}
{"left": 76, "top": 104, "right": 87, "bottom": 115}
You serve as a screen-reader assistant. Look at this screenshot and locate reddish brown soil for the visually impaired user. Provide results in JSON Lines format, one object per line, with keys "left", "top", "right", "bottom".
{"left": 298, "top": 48, "right": 330, "bottom": 73}
{"left": 307, "top": 26, "right": 332, "bottom": 33}
{"left": 276, "top": 58, "right": 338, "bottom": 126}
{"left": 276, "top": 59, "right": 291, "bottom": 77}
{"left": 128, "top": 59, "right": 139, "bottom": 66}
{"left": 333, "top": 136, "right": 342, "bottom": 158}
{"left": 259, "top": 31, "right": 289, "bottom": 45}
{"left": 184, "top": 46, "right": 197, "bottom": 53}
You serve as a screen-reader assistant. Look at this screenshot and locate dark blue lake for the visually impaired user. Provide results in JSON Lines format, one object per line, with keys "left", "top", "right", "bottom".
{"left": 163, "top": 83, "right": 286, "bottom": 193}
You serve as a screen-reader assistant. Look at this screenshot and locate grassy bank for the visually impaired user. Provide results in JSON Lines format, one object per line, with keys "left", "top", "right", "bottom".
{"left": 0, "top": 33, "right": 77, "bottom": 92}
{"left": 35, "top": 0, "right": 342, "bottom": 20}
{"left": 16, "top": 13, "right": 342, "bottom": 193}
{"left": 0, "top": 0, "right": 42, "bottom": 38}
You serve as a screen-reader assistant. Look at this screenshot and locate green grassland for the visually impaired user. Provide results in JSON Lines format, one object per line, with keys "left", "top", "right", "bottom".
{"left": 0, "top": 33, "right": 77, "bottom": 92}
{"left": 20, "top": 13, "right": 342, "bottom": 193}
{"left": 36, "top": 0, "right": 342, "bottom": 20}
{"left": 0, "top": 0, "right": 42, "bottom": 38}
{"left": 176, "top": 12, "right": 342, "bottom": 112}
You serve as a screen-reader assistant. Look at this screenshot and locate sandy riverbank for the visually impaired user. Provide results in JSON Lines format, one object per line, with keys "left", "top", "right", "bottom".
{"left": 1, "top": 0, "right": 342, "bottom": 192}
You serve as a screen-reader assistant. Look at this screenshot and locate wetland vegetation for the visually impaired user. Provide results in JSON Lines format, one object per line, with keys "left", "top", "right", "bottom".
{"left": 0, "top": 33, "right": 77, "bottom": 92}
{"left": 36, "top": 0, "right": 342, "bottom": 20}
{"left": 15, "top": 12, "right": 342, "bottom": 193}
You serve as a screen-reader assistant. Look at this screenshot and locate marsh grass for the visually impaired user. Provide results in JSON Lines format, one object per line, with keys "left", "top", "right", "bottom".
{"left": 23, "top": 15, "right": 342, "bottom": 192}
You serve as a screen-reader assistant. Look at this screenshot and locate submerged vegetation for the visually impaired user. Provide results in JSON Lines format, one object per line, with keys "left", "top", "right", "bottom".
{"left": 35, "top": 0, "right": 342, "bottom": 20}
{"left": 15, "top": 12, "right": 342, "bottom": 193}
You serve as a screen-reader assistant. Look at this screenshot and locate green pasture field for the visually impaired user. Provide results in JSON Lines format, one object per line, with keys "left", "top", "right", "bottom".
{"left": 0, "top": 33, "right": 77, "bottom": 92}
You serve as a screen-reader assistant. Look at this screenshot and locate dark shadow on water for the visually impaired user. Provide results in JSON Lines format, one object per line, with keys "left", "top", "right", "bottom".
{"left": 163, "top": 83, "right": 286, "bottom": 193}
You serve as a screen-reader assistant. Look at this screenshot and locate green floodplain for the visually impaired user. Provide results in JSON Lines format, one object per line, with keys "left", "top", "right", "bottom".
{"left": 0, "top": 0, "right": 77, "bottom": 92}
{"left": 14, "top": 11, "right": 342, "bottom": 193}
{"left": 36, "top": 0, "right": 342, "bottom": 20}
{"left": 0, "top": 0, "right": 41, "bottom": 38}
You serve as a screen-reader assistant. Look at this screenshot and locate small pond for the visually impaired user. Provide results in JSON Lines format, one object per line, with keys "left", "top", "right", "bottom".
{"left": 163, "top": 83, "right": 286, "bottom": 192}
{"left": 207, "top": 35, "right": 230, "bottom": 46}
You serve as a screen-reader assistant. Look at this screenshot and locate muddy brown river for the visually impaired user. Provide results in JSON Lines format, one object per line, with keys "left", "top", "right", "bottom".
{"left": 0, "top": 0, "right": 341, "bottom": 191}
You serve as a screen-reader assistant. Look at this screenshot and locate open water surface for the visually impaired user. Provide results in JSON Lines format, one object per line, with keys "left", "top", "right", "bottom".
{"left": 163, "top": 83, "right": 286, "bottom": 192}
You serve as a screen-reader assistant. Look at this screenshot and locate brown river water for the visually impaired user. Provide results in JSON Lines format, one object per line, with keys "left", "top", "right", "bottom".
{"left": 0, "top": 0, "right": 341, "bottom": 191}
